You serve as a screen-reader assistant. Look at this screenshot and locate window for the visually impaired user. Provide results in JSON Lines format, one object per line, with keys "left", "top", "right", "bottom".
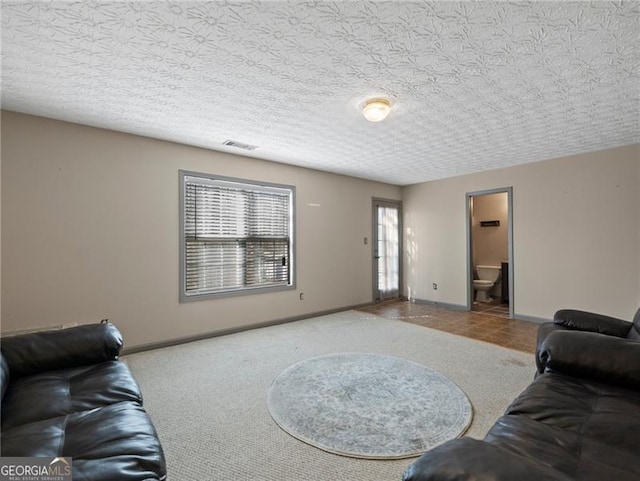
{"left": 180, "top": 171, "right": 294, "bottom": 301}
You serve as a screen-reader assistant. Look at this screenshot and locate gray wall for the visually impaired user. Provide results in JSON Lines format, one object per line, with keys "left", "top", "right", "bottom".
{"left": 403, "top": 144, "right": 640, "bottom": 321}
{"left": 2, "top": 111, "right": 638, "bottom": 348}
{"left": 471, "top": 192, "right": 509, "bottom": 268}
{"left": 1, "top": 111, "right": 401, "bottom": 347}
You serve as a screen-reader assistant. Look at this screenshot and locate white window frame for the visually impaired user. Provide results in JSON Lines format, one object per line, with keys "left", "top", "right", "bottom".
{"left": 179, "top": 170, "right": 295, "bottom": 302}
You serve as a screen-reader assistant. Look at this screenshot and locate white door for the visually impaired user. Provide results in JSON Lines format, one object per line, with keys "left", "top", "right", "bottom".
{"left": 373, "top": 200, "right": 401, "bottom": 301}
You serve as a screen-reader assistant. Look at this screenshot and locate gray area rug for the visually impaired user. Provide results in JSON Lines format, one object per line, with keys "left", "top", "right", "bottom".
{"left": 267, "top": 352, "right": 472, "bottom": 459}
{"left": 125, "top": 310, "right": 534, "bottom": 481}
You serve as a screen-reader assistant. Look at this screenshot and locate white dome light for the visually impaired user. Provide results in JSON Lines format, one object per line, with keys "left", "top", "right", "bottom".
{"left": 362, "top": 98, "right": 391, "bottom": 122}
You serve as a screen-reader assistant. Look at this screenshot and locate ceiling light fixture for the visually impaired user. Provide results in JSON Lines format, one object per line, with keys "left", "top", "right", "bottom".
{"left": 362, "top": 98, "right": 391, "bottom": 122}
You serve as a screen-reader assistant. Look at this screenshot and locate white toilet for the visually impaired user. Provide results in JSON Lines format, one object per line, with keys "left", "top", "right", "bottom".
{"left": 473, "top": 265, "right": 501, "bottom": 302}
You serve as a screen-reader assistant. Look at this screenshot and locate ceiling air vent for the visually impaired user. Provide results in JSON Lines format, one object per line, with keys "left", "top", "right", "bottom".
{"left": 222, "top": 140, "right": 258, "bottom": 151}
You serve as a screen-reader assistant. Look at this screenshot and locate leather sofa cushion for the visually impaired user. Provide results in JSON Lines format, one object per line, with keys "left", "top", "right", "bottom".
{"left": 628, "top": 308, "right": 640, "bottom": 341}
{"left": 485, "top": 415, "right": 580, "bottom": 476}
{"left": 553, "top": 309, "right": 632, "bottom": 337}
{"left": 0, "top": 353, "right": 8, "bottom": 400}
{"left": 1, "top": 401, "right": 166, "bottom": 481}
{"left": 535, "top": 322, "right": 560, "bottom": 373}
{"left": 486, "top": 414, "right": 640, "bottom": 481}
{"left": 493, "top": 372, "right": 640, "bottom": 479}
{"left": 1, "top": 323, "right": 123, "bottom": 378}
{"left": 539, "top": 330, "right": 640, "bottom": 388}
{"left": 402, "top": 437, "right": 573, "bottom": 481}
{"left": 1, "top": 361, "right": 142, "bottom": 430}
{"left": 507, "top": 373, "right": 640, "bottom": 448}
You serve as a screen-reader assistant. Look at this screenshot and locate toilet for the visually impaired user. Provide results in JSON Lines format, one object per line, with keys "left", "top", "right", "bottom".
{"left": 473, "top": 265, "right": 501, "bottom": 302}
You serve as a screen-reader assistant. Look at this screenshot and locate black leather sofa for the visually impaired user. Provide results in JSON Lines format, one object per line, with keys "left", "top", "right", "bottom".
{"left": 403, "top": 308, "right": 640, "bottom": 481}
{"left": 1, "top": 322, "right": 167, "bottom": 481}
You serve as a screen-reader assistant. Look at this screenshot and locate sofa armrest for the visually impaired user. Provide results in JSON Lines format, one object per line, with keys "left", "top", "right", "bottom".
{"left": 553, "top": 309, "right": 631, "bottom": 337}
{"left": 538, "top": 330, "right": 640, "bottom": 388}
{"left": 535, "top": 322, "right": 566, "bottom": 374}
{"left": 402, "top": 438, "right": 572, "bottom": 481}
{"left": 1, "top": 353, "right": 9, "bottom": 400}
{"left": 1, "top": 323, "right": 123, "bottom": 378}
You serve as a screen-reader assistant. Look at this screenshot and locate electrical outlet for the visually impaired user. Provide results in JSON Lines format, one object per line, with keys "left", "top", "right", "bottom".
{"left": 299, "top": 292, "right": 304, "bottom": 301}
{"left": 432, "top": 283, "right": 438, "bottom": 290}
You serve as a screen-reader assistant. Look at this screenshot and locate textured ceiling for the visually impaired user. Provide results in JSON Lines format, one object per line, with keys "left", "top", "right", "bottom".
{"left": 1, "top": 1, "right": 639, "bottom": 185}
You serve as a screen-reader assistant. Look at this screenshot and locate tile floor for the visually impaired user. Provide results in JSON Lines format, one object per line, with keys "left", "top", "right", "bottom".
{"left": 357, "top": 299, "right": 539, "bottom": 354}
{"left": 471, "top": 299, "right": 511, "bottom": 318}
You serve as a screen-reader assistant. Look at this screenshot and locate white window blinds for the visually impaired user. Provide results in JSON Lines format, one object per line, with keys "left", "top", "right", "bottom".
{"left": 181, "top": 173, "right": 294, "bottom": 299}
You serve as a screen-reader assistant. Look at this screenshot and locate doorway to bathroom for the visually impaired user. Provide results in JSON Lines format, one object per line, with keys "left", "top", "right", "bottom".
{"left": 466, "top": 188, "right": 514, "bottom": 318}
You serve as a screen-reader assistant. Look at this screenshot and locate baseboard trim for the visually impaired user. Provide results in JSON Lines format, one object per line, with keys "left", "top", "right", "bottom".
{"left": 409, "top": 298, "right": 468, "bottom": 311}
{"left": 122, "top": 302, "right": 375, "bottom": 355}
{"left": 402, "top": 298, "right": 552, "bottom": 325}
{"left": 514, "top": 313, "right": 551, "bottom": 324}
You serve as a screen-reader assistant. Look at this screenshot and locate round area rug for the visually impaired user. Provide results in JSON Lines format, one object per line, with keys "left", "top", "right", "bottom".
{"left": 266, "top": 352, "right": 472, "bottom": 459}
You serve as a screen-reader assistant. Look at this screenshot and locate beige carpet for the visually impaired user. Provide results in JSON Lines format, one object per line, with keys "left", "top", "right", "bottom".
{"left": 124, "top": 310, "right": 534, "bottom": 481}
